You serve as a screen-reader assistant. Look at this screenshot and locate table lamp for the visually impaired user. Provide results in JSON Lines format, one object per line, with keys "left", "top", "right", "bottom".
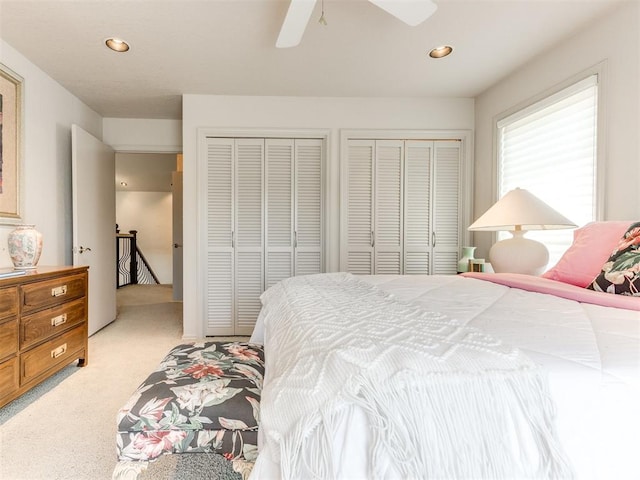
{"left": 468, "top": 188, "right": 576, "bottom": 275}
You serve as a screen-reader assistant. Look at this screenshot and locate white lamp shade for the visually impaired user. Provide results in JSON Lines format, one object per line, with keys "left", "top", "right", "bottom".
{"left": 468, "top": 188, "right": 576, "bottom": 232}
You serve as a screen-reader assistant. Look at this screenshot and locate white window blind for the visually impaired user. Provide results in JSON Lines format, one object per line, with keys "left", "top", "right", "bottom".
{"left": 497, "top": 75, "right": 598, "bottom": 268}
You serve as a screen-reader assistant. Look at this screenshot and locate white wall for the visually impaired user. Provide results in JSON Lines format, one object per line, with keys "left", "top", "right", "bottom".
{"left": 473, "top": 1, "right": 640, "bottom": 258}
{"left": 116, "top": 191, "right": 173, "bottom": 284}
{"left": 0, "top": 40, "right": 102, "bottom": 268}
{"left": 182, "top": 95, "right": 475, "bottom": 339}
{"left": 103, "top": 118, "right": 182, "bottom": 153}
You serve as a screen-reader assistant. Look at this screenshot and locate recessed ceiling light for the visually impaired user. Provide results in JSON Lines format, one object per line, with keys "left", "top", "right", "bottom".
{"left": 105, "top": 38, "right": 130, "bottom": 53}
{"left": 429, "top": 45, "right": 453, "bottom": 59}
{"left": 120, "top": 181, "right": 128, "bottom": 187}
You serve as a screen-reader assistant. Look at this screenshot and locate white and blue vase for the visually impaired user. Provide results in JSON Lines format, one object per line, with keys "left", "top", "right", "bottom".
{"left": 8, "top": 224, "right": 43, "bottom": 270}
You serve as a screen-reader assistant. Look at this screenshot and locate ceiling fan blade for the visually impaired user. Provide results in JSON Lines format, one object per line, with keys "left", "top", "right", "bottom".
{"left": 368, "top": 0, "right": 438, "bottom": 27}
{"left": 276, "top": 0, "right": 318, "bottom": 48}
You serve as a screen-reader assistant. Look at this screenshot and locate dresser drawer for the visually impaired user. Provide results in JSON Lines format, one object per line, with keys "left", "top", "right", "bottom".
{"left": 0, "top": 287, "right": 18, "bottom": 320}
{"left": 21, "top": 324, "right": 86, "bottom": 384}
{"left": 0, "top": 317, "right": 18, "bottom": 361}
{"left": 21, "top": 274, "right": 86, "bottom": 314}
{"left": 20, "top": 298, "right": 86, "bottom": 350}
{"left": 0, "top": 357, "right": 19, "bottom": 401}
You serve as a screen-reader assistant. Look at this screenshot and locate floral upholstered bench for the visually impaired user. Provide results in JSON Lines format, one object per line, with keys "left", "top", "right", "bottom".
{"left": 112, "top": 341, "right": 264, "bottom": 480}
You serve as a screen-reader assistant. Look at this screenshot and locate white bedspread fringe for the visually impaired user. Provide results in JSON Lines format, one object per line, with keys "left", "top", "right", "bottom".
{"left": 277, "top": 369, "right": 573, "bottom": 479}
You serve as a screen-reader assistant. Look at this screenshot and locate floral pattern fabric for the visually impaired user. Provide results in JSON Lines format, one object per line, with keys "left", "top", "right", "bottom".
{"left": 116, "top": 342, "right": 264, "bottom": 464}
{"left": 588, "top": 221, "right": 640, "bottom": 296}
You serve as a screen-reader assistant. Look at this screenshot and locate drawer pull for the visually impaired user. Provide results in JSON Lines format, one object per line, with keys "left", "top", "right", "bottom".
{"left": 51, "top": 313, "right": 67, "bottom": 327}
{"left": 51, "top": 285, "right": 68, "bottom": 297}
{"left": 51, "top": 343, "right": 67, "bottom": 359}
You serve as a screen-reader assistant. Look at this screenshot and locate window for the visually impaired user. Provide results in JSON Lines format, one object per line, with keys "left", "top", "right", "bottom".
{"left": 497, "top": 75, "right": 599, "bottom": 267}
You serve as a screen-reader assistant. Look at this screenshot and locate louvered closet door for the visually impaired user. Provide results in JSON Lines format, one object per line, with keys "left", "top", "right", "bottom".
{"left": 432, "top": 141, "right": 461, "bottom": 274}
{"left": 404, "top": 141, "right": 433, "bottom": 274}
{"left": 265, "top": 139, "right": 294, "bottom": 289}
{"left": 234, "top": 139, "right": 264, "bottom": 335}
{"left": 374, "top": 140, "right": 403, "bottom": 274}
{"left": 346, "top": 140, "right": 374, "bottom": 274}
{"left": 205, "top": 138, "right": 234, "bottom": 335}
{"left": 294, "top": 139, "right": 323, "bottom": 276}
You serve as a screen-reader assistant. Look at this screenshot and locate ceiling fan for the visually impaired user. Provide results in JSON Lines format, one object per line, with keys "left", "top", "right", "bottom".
{"left": 276, "top": 0, "right": 438, "bottom": 48}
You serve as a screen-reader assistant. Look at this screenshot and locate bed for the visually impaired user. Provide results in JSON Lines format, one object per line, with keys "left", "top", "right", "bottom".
{"left": 249, "top": 221, "right": 640, "bottom": 479}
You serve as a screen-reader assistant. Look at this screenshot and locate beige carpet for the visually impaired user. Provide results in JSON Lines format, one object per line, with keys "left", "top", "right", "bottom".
{"left": 0, "top": 284, "right": 246, "bottom": 480}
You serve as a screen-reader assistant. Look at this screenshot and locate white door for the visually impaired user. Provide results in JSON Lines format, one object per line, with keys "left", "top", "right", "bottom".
{"left": 265, "top": 138, "right": 294, "bottom": 289}
{"left": 432, "top": 141, "right": 462, "bottom": 274}
{"left": 205, "top": 137, "right": 265, "bottom": 336}
{"left": 344, "top": 140, "right": 375, "bottom": 274}
{"left": 204, "top": 136, "right": 322, "bottom": 336}
{"left": 344, "top": 139, "right": 403, "bottom": 275}
{"left": 205, "top": 138, "right": 235, "bottom": 335}
{"left": 172, "top": 171, "right": 183, "bottom": 301}
{"left": 374, "top": 140, "right": 403, "bottom": 274}
{"left": 71, "top": 125, "right": 116, "bottom": 336}
{"left": 234, "top": 139, "right": 264, "bottom": 335}
{"left": 404, "top": 141, "right": 433, "bottom": 274}
{"left": 266, "top": 138, "right": 324, "bottom": 284}
{"left": 294, "top": 139, "right": 323, "bottom": 275}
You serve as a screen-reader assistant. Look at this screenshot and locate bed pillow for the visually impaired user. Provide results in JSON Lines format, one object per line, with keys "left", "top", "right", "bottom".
{"left": 542, "top": 221, "right": 632, "bottom": 287}
{"left": 587, "top": 222, "right": 640, "bottom": 296}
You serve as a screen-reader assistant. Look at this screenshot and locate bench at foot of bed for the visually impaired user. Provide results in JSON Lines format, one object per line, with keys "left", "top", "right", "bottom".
{"left": 113, "top": 342, "right": 264, "bottom": 480}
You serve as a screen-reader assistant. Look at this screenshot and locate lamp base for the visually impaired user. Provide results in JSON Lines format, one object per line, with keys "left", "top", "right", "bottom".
{"left": 489, "top": 230, "right": 549, "bottom": 276}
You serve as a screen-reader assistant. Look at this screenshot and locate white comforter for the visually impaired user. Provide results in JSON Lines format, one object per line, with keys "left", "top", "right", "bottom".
{"left": 250, "top": 274, "right": 640, "bottom": 479}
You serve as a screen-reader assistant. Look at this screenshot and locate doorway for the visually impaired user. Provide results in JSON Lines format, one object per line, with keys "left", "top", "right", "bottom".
{"left": 115, "top": 152, "right": 183, "bottom": 300}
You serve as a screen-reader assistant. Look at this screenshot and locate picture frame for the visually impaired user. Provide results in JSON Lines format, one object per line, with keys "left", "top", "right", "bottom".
{"left": 469, "top": 258, "right": 486, "bottom": 273}
{"left": 0, "top": 63, "right": 22, "bottom": 223}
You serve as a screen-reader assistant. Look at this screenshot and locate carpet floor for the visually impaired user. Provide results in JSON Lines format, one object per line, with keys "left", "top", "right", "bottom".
{"left": 0, "top": 284, "right": 246, "bottom": 480}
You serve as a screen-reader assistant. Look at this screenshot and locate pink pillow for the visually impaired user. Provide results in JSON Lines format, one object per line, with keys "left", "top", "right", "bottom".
{"left": 542, "top": 221, "right": 633, "bottom": 287}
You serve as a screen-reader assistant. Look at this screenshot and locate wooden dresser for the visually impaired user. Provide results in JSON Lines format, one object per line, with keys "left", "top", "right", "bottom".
{"left": 0, "top": 266, "right": 88, "bottom": 408}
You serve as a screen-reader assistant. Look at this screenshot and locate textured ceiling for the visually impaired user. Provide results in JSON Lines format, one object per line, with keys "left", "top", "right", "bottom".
{"left": 0, "top": 0, "right": 621, "bottom": 120}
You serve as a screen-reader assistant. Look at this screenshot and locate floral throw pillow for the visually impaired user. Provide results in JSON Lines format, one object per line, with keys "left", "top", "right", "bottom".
{"left": 587, "top": 221, "right": 640, "bottom": 296}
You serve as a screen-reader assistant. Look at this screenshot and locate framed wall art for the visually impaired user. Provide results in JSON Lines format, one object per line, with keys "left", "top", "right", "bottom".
{"left": 0, "top": 63, "right": 22, "bottom": 222}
